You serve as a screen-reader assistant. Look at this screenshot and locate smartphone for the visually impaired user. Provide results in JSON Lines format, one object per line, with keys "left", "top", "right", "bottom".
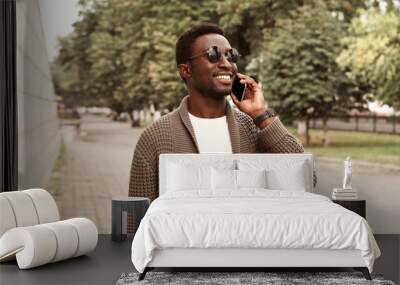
{"left": 232, "top": 75, "right": 246, "bottom": 101}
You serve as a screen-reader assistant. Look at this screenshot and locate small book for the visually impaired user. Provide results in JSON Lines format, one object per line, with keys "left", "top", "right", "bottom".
{"left": 332, "top": 197, "right": 358, "bottom": 201}
{"left": 333, "top": 192, "right": 357, "bottom": 196}
{"left": 333, "top": 191, "right": 357, "bottom": 195}
{"left": 332, "top": 193, "right": 358, "bottom": 200}
{"left": 333, "top": 188, "right": 357, "bottom": 194}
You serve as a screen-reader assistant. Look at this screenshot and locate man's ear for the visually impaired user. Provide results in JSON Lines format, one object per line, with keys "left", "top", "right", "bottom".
{"left": 178, "top": 63, "right": 191, "bottom": 82}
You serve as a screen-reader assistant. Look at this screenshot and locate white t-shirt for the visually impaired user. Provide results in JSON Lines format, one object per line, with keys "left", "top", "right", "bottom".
{"left": 188, "top": 113, "right": 232, "bottom": 153}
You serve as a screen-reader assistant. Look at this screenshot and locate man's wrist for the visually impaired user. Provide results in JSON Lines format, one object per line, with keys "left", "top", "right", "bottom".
{"left": 249, "top": 108, "right": 266, "bottom": 120}
{"left": 258, "top": 117, "right": 275, "bottom": 129}
{"left": 253, "top": 109, "right": 276, "bottom": 128}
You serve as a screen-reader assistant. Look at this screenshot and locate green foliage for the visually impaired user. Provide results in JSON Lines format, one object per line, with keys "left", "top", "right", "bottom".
{"left": 249, "top": 2, "right": 370, "bottom": 123}
{"left": 338, "top": 7, "right": 400, "bottom": 110}
{"left": 56, "top": 0, "right": 225, "bottom": 112}
{"left": 53, "top": 0, "right": 391, "bottom": 115}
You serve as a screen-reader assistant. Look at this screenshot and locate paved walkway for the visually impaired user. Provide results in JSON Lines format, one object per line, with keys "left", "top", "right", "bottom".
{"left": 55, "top": 115, "right": 143, "bottom": 234}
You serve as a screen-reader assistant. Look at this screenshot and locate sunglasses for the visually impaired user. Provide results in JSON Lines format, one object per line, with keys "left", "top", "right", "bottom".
{"left": 187, "top": 46, "right": 241, "bottom": 63}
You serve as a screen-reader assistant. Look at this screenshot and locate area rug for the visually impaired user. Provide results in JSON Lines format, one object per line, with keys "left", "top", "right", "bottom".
{"left": 116, "top": 271, "right": 396, "bottom": 285}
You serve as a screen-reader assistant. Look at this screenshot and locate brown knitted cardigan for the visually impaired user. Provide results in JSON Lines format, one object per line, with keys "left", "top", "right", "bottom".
{"left": 128, "top": 96, "right": 304, "bottom": 201}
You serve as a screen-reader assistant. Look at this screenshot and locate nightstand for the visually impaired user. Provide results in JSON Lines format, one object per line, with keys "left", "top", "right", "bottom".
{"left": 111, "top": 197, "right": 150, "bottom": 241}
{"left": 333, "top": 199, "right": 366, "bottom": 219}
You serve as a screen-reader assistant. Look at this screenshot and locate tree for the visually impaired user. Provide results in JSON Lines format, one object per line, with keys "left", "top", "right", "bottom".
{"left": 337, "top": 7, "right": 400, "bottom": 110}
{"left": 55, "top": 0, "right": 223, "bottom": 115}
{"left": 247, "top": 2, "right": 371, "bottom": 144}
{"left": 53, "top": 0, "right": 375, "bottom": 126}
{"left": 51, "top": 54, "right": 81, "bottom": 108}
{"left": 57, "top": 0, "right": 128, "bottom": 112}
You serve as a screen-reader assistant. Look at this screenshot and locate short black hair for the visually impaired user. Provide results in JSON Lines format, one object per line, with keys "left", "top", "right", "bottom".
{"left": 175, "top": 23, "right": 224, "bottom": 66}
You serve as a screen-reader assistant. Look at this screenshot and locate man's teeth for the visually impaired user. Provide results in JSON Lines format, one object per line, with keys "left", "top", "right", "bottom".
{"left": 215, "top": 75, "right": 231, "bottom": 80}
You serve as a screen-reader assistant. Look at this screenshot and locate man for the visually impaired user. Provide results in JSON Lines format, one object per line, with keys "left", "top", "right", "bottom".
{"left": 128, "top": 23, "right": 304, "bottom": 202}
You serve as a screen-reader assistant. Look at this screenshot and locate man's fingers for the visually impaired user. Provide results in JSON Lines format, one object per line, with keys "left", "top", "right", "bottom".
{"left": 236, "top": 73, "right": 259, "bottom": 87}
{"left": 239, "top": 77, "right": 259, "bottom": 90}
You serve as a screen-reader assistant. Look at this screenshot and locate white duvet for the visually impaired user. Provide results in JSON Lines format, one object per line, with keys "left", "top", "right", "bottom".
{"left": 131, "top": 190, "right": 380, "bottom": 273}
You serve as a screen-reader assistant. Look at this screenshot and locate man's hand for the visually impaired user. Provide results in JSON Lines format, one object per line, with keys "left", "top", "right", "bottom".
{"left": 230, "top": 73, "right": 267, "bottom": 119}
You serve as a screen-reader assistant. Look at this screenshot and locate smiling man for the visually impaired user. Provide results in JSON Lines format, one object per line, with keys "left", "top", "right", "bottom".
{"left": 128, "top": 23, "right": 304, "bottom": 202}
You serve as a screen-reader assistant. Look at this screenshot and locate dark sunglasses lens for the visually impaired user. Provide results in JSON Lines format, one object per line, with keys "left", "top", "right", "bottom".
{"left": 207, "top": 47, "right": 220, "bottom": 62}
{"left": 227, "top": 49, "right": 239, "bottom": 63}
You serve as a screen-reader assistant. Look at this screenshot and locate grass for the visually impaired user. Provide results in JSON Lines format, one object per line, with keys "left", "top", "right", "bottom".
{"left": 47, "top": 139, "right": 67, "bottom": 196}
{"left": 289, "top": 128, "right": 400, "bottom": 166}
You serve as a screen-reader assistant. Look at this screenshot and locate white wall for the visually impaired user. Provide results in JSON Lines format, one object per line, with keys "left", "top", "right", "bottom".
{"left": 16, "top": 0, "right": 60, "bottom": 189}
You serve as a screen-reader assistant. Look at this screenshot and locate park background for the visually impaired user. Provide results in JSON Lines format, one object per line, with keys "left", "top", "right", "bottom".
{"left": 11, "top": 0, "right": 399, "bottom": 259}
{"left": 51, "top": 0, "right": 400, "bottom": 160}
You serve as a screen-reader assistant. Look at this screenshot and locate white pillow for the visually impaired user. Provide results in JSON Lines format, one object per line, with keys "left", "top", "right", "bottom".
{"left": 237, "top": 169, "right": 268, "bottom": 189}
{"left": 237, "top": 159, "right": 309, "bottom": 191}
{"left": 266, "top": 163, "right": 307, "bottom": 191}
{"left": 211, "top": 168, "right": 268, "bottom": 191}
{"left": 167, "top": 163, "right": 212, "bottom": 192}
{"left": 212, "top": 168, "right": 237, "bottom": 190}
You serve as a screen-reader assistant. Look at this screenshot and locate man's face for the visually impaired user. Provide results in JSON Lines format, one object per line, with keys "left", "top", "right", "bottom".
{"left": 187, "top": 34, "right": 238, "bottom": 99}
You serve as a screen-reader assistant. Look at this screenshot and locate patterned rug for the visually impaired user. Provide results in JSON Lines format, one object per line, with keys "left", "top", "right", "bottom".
{"left": 116, "top": 271, "right": 396, "bottom": 285}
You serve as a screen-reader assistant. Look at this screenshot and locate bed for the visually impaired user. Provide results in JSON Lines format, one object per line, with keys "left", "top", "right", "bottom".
{"left": 131, "top": 153, "right": 380, "bottom": 281}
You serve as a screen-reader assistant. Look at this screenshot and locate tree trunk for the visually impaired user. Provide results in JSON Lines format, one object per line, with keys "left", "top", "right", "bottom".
{"left": 322, "top": 117, "right": 329, "bottom": 146}
{"left": 297, "top": 119, "right": 310, "bottom": 145}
